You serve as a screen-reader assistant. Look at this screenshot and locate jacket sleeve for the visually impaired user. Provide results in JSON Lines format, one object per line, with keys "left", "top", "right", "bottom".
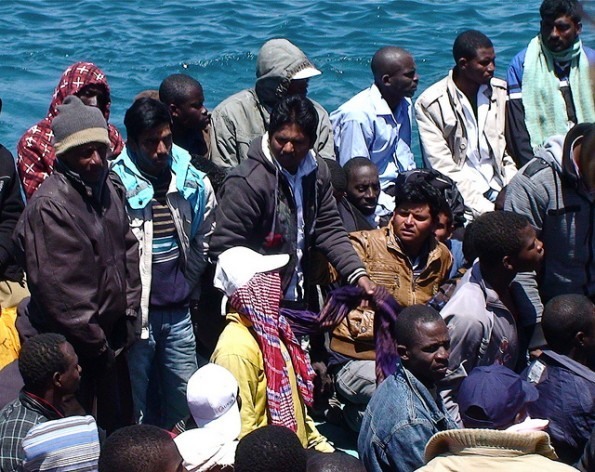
{"left": 0, "top": 147, "right": 24, "bottom": 275}
{"left": 506, "top": 55, "right": 535, "bottom": 167}
{"left": 313, "top": 163, "right": 367, "bottom": 284}
{"left": 13, "top": 199, "right": 109, "bottom": 357}
{"left": 313, "top": 104, "right": 336, "bottom": 161}
{"left": 212, "top": 352, "right": 264, "bottom": 438}
{"left": 209, "top": 175, "right": 262, "bottom": 260}
{"left": 210, "top": 106, "right": 239, "bottom": 170}
{"left": 109, "top": 173, "right": 142, "bottom": 318}
{"left": 186, "top": 176, "right": 217, "bottom": 299}
{"left": 384, "top": 423, "right": 435, "bottom": 472}
{"left": 414, "top": 99, "right": 494, "bottom": 218}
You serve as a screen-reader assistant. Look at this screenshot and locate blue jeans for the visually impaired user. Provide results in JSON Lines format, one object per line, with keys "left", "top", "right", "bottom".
{"left": 335, "top": 359, "right": 376, "bottom": 432}
{"left": 127, "top": 306, "right": 198, "bottom": 429}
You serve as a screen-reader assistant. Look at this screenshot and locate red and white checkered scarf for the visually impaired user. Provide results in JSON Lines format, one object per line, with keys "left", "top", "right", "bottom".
{"left": 230, "top": 272, "right": 314, "bottom": 432}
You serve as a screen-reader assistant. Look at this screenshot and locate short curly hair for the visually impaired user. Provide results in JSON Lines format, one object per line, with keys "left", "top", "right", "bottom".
{"left": 19, "top": 333, "right": 68, "bottom": 394}
{"left": 235, "top": 425, "right": 307, "bottom": 472}
{"left": 98, "top": 425, "right": 176, "bottom": 472}
{"left": 472, "top": 211, "right": 531, "bottom": 265}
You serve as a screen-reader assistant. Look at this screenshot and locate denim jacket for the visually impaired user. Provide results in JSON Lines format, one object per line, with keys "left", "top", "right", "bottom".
{"left": 358, "top": 363, "right": 458, "bottom": 472}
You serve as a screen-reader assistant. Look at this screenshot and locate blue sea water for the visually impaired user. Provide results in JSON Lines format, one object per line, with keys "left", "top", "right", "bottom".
{"left": 0, "top": 0, "right": 594, "bottom": 156}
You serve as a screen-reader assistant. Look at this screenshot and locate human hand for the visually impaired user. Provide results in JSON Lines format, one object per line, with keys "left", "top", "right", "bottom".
{"left": 357, "top": 276, "right": 376, "bottom": 296}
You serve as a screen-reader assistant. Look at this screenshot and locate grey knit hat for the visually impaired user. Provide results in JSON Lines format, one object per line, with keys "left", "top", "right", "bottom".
{"left": 52, "top": 95, "right": 110, "bottom": 156}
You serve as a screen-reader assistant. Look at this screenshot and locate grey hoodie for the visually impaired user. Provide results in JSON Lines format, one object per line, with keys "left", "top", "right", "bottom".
{"left": 210, "top": 39, "right": 335, "bottom": 168}
{"left": 504, "top": 126, "right": 595, "bottom": 327}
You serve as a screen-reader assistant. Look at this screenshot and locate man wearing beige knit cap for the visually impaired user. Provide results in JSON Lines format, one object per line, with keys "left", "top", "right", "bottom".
{"left": 13, "top": 95, "right": 142, "bottom": 433}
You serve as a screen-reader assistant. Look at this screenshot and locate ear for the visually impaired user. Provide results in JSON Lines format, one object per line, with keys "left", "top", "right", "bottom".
{"left": 457, "top": 57, "right": 468, "bottom": 70}
{"left": 381, "top": 73, "right": 391, "bottom": 86}
{"left": 168, "top": 103, "right": 180, "bottom": 119}
{"left": 575, "top": 330, "right": 586, "bottom": 348}
{"left": 397, "top": 344, "right": 409, "bottom": 361}
{"left": 502, "top": 254, "right": 515, "bottom": 271}
{"left": 577, "top": 21, "right": 583, "bottom": 35}
{"left": 52, "top": 371, "right": 62, "bottom": 389}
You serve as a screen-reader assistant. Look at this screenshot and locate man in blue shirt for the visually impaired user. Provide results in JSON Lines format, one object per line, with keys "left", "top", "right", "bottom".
{"left": 331, "top": 47, "right": 418, "bottom": 216}
{"left": 358, "top": 305, "right": 457, "bottom": 472}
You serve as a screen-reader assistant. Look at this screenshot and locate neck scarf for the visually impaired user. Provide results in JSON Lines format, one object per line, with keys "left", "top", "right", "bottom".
{"left": 522, "top": 35, "right": 595, "bottom": 149}
{"left": 229, "top": 272, "right": 314, "bottom": 432}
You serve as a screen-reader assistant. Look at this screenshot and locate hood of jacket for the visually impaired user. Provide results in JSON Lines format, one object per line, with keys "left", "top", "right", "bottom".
{"left": 255, "top": 39, "right": 317, "bottom": 108}
{"left": 560, "top": 122, "right": 595, "bottom": 189}
{"left": 533, "top": 134, "right": 564, "bottom": 172}
{"left": 47, "top": 62, "right": 113, "bottom": 122}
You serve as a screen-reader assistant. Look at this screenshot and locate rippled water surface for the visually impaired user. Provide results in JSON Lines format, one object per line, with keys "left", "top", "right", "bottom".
{"left": 1, "top": 0, "right": 594, "bottom": 153}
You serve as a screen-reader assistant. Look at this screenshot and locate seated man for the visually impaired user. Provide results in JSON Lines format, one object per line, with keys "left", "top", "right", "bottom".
{"left": 341, "top": 158, "right": 381, "bottom": 232}
{"left": 331, "top": 46, "right": 418, "bottom": 215}
{"left": 415, "top": 30, "right": 517, "bottom": 221}
{"left": 505, "top": 123, "right": 595, "bottom": 333}
{"left": 524, "top": 294, "right": 595, "bottom": 464}
{"left": 159, "top": 73, "right": 211, "bottom": 158}
{"left": 419, "top": 365, "right": 576, "bottom": 471}
{"left": 211, "top": 247, "right": 333, "bottom": 452}
{"left": 506, "top": 0, "right": 595, "bottom": 166}
{"left": 439, "top": 211, "right": 544, "bottom": 423}
{"left": 358, "top": 305, "right": 458, "bottom": 472}
{"left": 17, "top": 62, "right": 124, "bottom": 199}
{"left": 329, "top": 180, "right": 452, "bottom": 431}
{"left": 98, "top": 424, "right": 185, "bottom": 472}
{"left": 0, "top": 334, "right": 81, "bottom": 472}
{"left": 235, "top": 425, "right": 308, "bottom": 472}
{"left": 210, "top": 38, "right": 334, "bottom": 169}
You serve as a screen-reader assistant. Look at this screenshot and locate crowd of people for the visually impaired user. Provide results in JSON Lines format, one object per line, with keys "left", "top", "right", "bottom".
{"left": 0, "top": 0, "right": 594, "bottom": 470}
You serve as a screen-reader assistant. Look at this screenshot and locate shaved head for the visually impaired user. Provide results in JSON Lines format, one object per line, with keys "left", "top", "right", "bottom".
{"left": 370, "top": 46, "right": 418, "bottom": 106}
{"left": 371, "top": 47, "right": 410, "bottom": 81}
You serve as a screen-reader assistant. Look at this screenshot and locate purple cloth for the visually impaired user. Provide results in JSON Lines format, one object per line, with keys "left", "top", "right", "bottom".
{"left": 282, "top": 285, "right": 402, "bottom": 383}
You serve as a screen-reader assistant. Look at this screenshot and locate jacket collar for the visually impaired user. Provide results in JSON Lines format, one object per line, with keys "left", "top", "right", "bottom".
{"left": 20, "top": 390, "right": 64, "bottom": 420}
{"left": 539, "top": 349, "right": 595, "bottom": 383}
{"left": 385, "top": 224, "right": 443, "bottom": 267}
{"left": 424, "top": 429, "right": 557, "bottom": 462}
{"left": 111, "top": 144, "right": 194, "bottom": 209}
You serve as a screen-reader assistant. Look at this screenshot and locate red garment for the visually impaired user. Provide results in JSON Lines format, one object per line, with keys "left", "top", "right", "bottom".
{"left": 229, "top": 272, "right": 314, "bottom": 432}
{"left": 17, "top": 62, "right": 124, "bottom": 199}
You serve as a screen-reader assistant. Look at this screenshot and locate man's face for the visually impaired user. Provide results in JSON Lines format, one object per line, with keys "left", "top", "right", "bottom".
{"left": 392, "top": 203, "right": 436, "bottom": 252}
{"left": 161, "top": 441, "right": 188, "bottom": 472}
{"left": 508, "top": 224, "right": 544, "bottom": 272}
{"left": 171, "top": 85, "right": 210, "bottom": 131}
{"left": 286, "top": 79, "right": 309, "bottom": 96}
{"left": 269, "top": 123, "right": 313, "bottom": 174}
{"left": 540, "top": 14, "right": 582, "bottom": 52}
{"left": 76, "top": 84, "right": 109, "bottom": 115}
{"left": 60, "top": 142, "right": 108, "bottom": 184}
{"left": 346, "top": 165, "right": 380, "bottom": 216}
{"left": 434, "top": 212, "right": 453, "bottom": 243}
{"left": 400, "top": 320, "right": 450, "bottom": 386}
{"left": 382, "top": 54, "right": 419, "bottom": 100}
{"left": 56, "top": 342, "right": 81, "bottom": 394}
{"left": 129, "top": 123, "right": 173, "bottom": 177}
{"left": 460, "top": 47, "right": 496, "bottom": 86}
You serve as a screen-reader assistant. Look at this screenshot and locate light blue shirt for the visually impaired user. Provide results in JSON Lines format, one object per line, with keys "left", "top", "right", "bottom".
{"left": 331, "top": 84, "right": 416, "bottom": 212}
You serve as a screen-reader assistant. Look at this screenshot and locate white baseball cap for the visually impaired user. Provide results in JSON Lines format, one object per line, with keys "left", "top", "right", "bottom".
{"left": 213, "top": 246, "right": 290, "bottom": 297}
{"left": 186, "top": 364, "right": 242, "bottom": 442}
{"left": 291, "top": 66, "right": 322, "bottom": 80}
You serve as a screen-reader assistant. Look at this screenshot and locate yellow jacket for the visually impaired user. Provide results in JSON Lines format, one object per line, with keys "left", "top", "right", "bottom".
{"left": 211, "top": 312, "right": 333, "bottom": 452}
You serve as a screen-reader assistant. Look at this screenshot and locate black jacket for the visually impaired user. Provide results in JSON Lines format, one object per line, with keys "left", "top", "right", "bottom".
{"left": 13, "top": 169, "right": 141, "bottom": 358}
{"left": 0, "top": 145, "right": 24, "bottom": 282}
{"left": 210, "top": 137, "right": 365, "bottom": 301}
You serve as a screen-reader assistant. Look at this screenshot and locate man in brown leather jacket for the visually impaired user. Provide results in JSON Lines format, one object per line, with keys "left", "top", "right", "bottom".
{"left": 329, "top": 180, "right": 452, "bottom": 432}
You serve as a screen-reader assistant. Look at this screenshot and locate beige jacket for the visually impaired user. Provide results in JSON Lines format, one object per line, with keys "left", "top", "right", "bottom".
{"left": 417, "top": 429, "right": 577, "bottom": 471}
{"left": 414, "top": 72, "right": 517, "bottom": 220}
{"left": 330, "top": 225, "right": 452, "bottom": 359}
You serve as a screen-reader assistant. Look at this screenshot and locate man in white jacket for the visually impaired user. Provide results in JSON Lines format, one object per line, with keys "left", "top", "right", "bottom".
{"left": 415, "top": 30, "right": 516, "bottom": 222}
